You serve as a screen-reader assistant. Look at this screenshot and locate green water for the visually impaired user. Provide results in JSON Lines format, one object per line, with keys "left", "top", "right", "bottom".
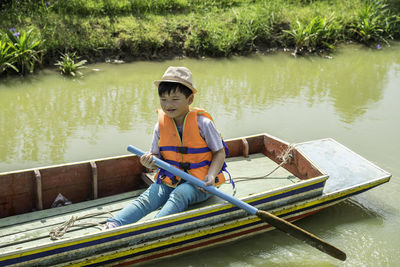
{"left": 1, "top": 44, "right": 399, "bottom": 266}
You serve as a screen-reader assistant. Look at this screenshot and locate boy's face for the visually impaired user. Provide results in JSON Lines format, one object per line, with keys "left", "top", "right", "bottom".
{"left": 160, "top": 89, "right": 193, "bottom": 124}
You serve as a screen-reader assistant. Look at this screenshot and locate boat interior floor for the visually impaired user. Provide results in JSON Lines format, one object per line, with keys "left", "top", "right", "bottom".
{"left": 0, "top": 153, "right": 299, "bottom": 254}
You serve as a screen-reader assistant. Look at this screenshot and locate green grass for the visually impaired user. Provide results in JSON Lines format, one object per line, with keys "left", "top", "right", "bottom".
{"left": 0, "top": 0, "right": 399, "bottom": 76}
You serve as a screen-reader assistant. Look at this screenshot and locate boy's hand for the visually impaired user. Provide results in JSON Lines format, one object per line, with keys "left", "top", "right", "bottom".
{"left": 140, "top": 153, "right": 157, "bottom": 170}
{"left": 204, "top": 174, "right": 215, "bottom": 187}
{"left": 199, "top": 174, "right": 215, "bottom": 193}
{"left": 199, "top": 148, "right": 225, "bottom": 193}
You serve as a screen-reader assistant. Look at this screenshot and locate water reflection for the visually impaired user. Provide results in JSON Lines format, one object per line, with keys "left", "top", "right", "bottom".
{"left": 0, "top": 44, "right": 399, "bottom": 171}
{"left": 0, "top": 67, "right": 159, "bottom": 167}
{"left": 192, "top": 47, "right": 398, "bottom": 124}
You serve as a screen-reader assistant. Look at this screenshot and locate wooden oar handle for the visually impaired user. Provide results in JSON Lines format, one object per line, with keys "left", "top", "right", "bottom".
{"left": 256, "top": 210, "right": 346, "bottom": 261}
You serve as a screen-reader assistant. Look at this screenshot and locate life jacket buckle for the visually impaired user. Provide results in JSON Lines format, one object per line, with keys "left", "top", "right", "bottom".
{"left": 177, "top": 146, "right": 188, "bottom": 154}
{"left": 179, "top": 162, "right": 191, "bottom": 171}
{"left": 170, "top": 176, "right": 180, "bottom": 185}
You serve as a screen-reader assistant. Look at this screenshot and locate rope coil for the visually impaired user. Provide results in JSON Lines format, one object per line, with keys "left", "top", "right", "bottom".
{"left": 49, "top": 211, "right": 113, "bottom": 240}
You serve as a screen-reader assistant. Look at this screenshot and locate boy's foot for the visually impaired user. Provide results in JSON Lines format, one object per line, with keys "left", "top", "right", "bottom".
{"left": 103, "top": 221, "right": 120, "bottom": 230}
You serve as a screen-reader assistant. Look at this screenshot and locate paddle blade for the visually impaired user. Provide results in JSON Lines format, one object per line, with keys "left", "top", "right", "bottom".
{"left": 256, "top": 210, "right": 346, "bottom": 261}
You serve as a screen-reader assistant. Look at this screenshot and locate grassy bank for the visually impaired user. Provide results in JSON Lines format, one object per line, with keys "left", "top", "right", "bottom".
{"left": 1, "top": 0, "right": 399, "bottom": 76}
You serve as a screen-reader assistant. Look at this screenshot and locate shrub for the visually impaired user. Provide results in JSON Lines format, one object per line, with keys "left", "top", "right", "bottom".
{"left": 55, "top": 52, "right": 87, "bottom": 76}
{"left": 6, "top": 28, "right": 44, "bottom": 74}
{"left": 283, "top": 15, "right": 338, "bottom": 55}
{"left": 351, "top": 0, "right": 400, "bottom": 44}
{"left": 0, "top": 36, "right": 18, "bottom": 75}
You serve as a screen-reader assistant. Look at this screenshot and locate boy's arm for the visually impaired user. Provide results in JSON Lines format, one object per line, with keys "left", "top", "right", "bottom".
{"left": 204, "top": 148, "right": 226, "bottom": 186}
{"left": 140, "top": 123, "right": 159, "bottom": 170}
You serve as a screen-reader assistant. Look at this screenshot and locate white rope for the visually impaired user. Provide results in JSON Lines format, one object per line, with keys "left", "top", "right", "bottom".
{"left": 231, "top": 143, "right": 297, "bottom": 181}
{"left": 49, "top": 211, "right": 113, "bottom": 240}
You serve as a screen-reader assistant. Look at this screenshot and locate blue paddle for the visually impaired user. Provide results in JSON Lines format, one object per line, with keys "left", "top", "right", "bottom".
{"left": 127, "top": 145, "right": 346, "bottom": 261}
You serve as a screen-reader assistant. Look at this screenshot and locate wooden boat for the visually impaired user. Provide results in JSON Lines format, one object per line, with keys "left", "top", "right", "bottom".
{"left": 0, "top": 133, "right": 391, "bottom": 266}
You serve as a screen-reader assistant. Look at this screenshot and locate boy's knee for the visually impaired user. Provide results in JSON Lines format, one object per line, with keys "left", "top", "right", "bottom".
{"left": 175, "top": 183, "right": 196, "bottom": 194}
{"left": 169, "top": 189, "right": 187, "bottom": 203}
{"left": 172, "top": 184, "right": 199, "bottom": 203}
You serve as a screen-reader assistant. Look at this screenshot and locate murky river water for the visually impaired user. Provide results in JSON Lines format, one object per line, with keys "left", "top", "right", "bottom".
{"left": 0, "top": 43, "right": 399, "bottom": 266}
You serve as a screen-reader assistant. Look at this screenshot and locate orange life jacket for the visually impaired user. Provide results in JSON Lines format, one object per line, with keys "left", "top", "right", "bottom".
{"left": 155, "top": 108, "right": 226, "bottom": 188}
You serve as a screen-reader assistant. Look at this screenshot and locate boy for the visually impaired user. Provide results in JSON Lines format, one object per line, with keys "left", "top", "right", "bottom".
{"left": 105, "top": 66, "right": 227, "bottom": 228}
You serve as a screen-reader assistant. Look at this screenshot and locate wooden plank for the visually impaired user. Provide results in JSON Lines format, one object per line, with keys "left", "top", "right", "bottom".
{"left": 0, "top": 205, "right": 125, "bottom": 250}
{"left": 34, "top": 169, "right": 43, "bottom": 211}
{"left": 0, "top": 199, "right": 126, "bottom": 239}
{"left": 0, "top": 170, "right": 36, "bottom": 217}
{"left": 90, "top": 161, "right": 98, "bottom": 200}
{"left": 97, "top": 156, "right": 146, "bottom": 197}
{"left": 40, "top": 163, "right": 92, "bottom": 209}
{"left": 262, "top": 134, "right": 324, "bottom": 180}
{"left": 241, "top": 138, "right": 249, "bottom": 158}
{"left": 225, "top": 135, "right": 264, "bottom": 158}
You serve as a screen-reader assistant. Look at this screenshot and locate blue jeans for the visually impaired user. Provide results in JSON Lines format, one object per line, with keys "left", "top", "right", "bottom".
{"left": 107, "top": 182, "right": 211, "bottom": 226}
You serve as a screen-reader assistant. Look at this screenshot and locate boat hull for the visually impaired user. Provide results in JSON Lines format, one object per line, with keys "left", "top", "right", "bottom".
{"left": 0, "top": 175, "right": 327, "bottom": 266}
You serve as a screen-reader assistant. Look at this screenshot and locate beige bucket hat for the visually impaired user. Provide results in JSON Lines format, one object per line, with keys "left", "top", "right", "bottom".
{"left": 154, "top": 66, "right": 197, "bottom": 94}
